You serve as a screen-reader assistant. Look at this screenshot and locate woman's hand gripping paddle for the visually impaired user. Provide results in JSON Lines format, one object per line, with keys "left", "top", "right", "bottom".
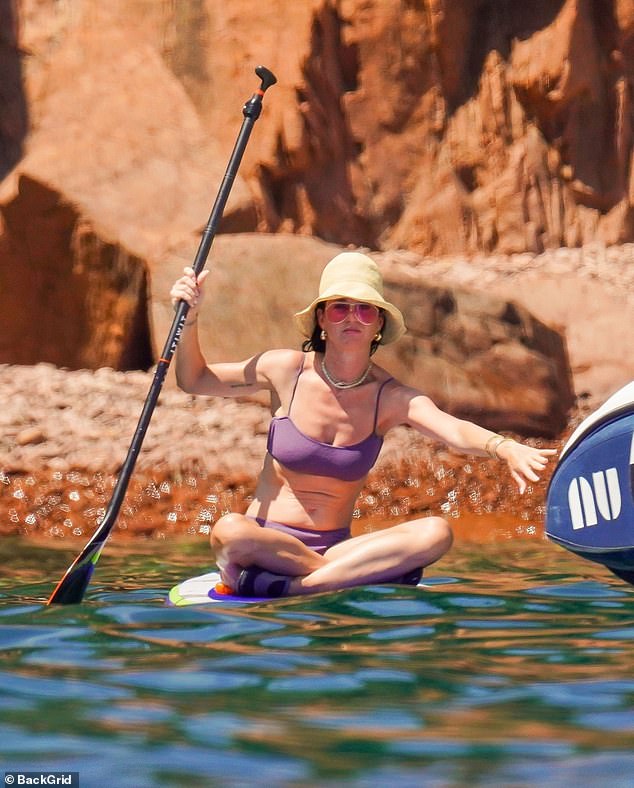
{"left": 47, "top": 66, "right": 277, "bottom": 605}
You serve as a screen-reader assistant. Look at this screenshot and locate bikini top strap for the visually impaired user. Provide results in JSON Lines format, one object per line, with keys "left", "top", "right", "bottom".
{"left": 373, "top": 377, "right": 394, "bottom": 432}
{"left": 287, "top": 355, "right": 306, "bottom": 417}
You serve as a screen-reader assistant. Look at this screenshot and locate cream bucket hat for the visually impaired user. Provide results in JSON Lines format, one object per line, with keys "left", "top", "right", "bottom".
{"left": 293, "top": 252, "right": 406, "bottom": 344}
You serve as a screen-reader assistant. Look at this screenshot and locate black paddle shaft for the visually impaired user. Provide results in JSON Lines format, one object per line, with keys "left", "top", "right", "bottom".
{"left": 120, "top": 65, "right": 277, "bottom": 504}
{"left": 47, "top": 66, "right": 277, "bottom": 604}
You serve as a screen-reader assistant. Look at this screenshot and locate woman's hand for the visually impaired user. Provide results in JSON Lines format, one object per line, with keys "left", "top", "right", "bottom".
{"left": 495, "top": 439, "right": 557, "bottom": 494}
{"left": 170, "top": 266, "right": 210, "bottom": 321}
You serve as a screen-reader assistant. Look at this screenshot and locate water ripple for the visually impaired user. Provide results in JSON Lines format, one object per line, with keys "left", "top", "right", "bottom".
{"left": 3, "top": 539, "right": 634, "bottom": 785}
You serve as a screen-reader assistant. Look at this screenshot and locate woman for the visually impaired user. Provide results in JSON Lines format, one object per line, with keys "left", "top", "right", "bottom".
{"left": 170, "top": 251, "right": 555, "bottom": 597}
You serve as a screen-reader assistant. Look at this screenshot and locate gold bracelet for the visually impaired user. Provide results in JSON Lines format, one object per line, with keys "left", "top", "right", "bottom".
{"left": 491, "top": 436, "right": 514, "bottom": 459}
{"left": 485, "top": 434, "right": 513, "bottom": 459}
{"left": 485, "top": 434, "right": 503, "bottom": 458}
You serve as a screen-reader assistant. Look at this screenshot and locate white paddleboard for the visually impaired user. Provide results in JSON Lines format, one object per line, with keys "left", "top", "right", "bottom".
{"left": 168, "top": 572, "right": 271, "bottom": 606}
{"left": 167, "top": 570, "right": 426, "bottom": 606}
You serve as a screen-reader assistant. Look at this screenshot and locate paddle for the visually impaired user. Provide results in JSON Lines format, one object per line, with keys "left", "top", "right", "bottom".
{"left": 47, "top": 65, "right": 277, "bottom": 605}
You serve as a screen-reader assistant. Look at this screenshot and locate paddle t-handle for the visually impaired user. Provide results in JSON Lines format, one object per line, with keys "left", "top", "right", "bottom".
{"left": 256, "top": 65, "right": 277, "bottom": 91}
{"left": 47, "top": 66, "right": 277, "bottom": 605}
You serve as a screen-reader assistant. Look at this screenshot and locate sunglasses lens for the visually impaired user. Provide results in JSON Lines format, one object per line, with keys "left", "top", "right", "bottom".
{"left": 325, "top": 302, "right": 350, "bottom": 322}
{"left": 325, "top": 301, "right": 379, "bottom": 324}
{"left": 356, "top": 304, "right": 379, "bottom": 324}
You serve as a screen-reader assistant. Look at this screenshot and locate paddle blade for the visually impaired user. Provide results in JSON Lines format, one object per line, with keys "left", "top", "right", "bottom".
{"left": 47, "top": 542, "right": 104, "bottom": 605}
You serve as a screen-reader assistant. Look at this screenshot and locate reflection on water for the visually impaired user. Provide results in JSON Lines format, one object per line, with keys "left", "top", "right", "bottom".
{"left": 2, "top": 536, "right": 634, "bottom": 786}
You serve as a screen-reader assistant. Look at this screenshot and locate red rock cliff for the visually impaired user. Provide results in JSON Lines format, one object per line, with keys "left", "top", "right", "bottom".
{"left": 4, "top": 1, "right": 634, "bottom": 256}
{"left": 1, "top": 1, "right": 631, "bottom": 417}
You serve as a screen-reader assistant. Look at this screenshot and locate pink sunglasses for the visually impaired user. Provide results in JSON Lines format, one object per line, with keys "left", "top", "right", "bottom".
{"left": 324, "top": 301, "right": 380, "bottom": 325}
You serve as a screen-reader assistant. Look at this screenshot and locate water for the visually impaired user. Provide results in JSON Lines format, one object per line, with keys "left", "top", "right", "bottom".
{"left": 2, "top": 535, "right": 634, "bottom": 787}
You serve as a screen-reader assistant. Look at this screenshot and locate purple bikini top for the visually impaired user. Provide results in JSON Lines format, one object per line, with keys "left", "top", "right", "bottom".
{"left": 267, "top": 358, "right": 392, "bottom": 482}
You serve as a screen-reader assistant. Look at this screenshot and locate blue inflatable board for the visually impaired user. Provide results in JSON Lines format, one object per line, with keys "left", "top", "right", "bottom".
{"left": 546, "top": 382, "right": 634, "bottom": 582}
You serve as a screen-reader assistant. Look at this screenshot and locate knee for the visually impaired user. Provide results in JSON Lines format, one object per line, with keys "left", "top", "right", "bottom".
{"left": 426, "top": 516, "right": 453, "bottom": 553}
{"left": 407, "top": 516, "right": 453, "bottom": 561}
{"left": 210, "top": 513, "right": 253, "bottom": 553}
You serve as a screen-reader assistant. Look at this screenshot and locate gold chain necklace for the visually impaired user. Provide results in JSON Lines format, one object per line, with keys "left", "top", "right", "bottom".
{"left": 321, "top": 358, "right": 372, "bottom": 389}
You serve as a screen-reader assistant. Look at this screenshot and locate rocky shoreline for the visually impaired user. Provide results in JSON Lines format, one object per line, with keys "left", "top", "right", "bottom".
{"left": 1, "top": 362, "right": 568, "bottom": 543}
{"left": 1, "top": 364, "right": 270, "bottom": 478}
{"left": 5, "top": 235, "right": 632, "bottom": 543}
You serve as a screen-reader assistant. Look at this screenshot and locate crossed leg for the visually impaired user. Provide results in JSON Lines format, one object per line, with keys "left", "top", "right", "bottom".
{"left": 211, "top": 512, "right": 453, "bottom": 596}
{"left": 211, "top": 513, "right": 327, "bottom": 589}
{"left": 289, "top": 517, "right": 452, "bottom": 594}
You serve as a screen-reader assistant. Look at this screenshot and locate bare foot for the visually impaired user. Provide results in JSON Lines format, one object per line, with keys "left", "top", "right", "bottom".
{"left": 217, "top": 560, "right": 242, "bottom": 589}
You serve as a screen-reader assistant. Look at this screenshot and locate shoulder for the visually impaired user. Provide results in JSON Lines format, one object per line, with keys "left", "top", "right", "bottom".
{"left": 374, "top": 374, "right": 437, "bottom": 428}
{"left": 257, "top": 348, "right": 305, "bottom": 383}
{"left": 378, "top": 378, "right": 418, "bottom": 408}
{"left": 370, "top": 364, "right": 409, "bottom": 398}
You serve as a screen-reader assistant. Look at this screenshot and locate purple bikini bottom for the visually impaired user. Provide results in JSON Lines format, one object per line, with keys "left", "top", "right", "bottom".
{"left": 247, "top": 516, "right": 350, "bottom": 555}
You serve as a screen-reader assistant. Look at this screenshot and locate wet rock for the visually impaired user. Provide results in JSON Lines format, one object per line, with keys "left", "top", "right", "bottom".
{"left": 15, "top": 427, "right": 46, "bottom": 446}
{"left": 0, "top": 364, "right": 269, "bottom": 478}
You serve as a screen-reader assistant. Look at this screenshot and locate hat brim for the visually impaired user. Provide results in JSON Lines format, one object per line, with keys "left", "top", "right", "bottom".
{"left": 293, "top": 281, "right": 406, "bottom": 345}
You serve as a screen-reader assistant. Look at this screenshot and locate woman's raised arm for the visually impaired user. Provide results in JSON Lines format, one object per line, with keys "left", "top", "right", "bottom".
{"left": 386, "top": 385, "right": 557, "bottom": 494}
